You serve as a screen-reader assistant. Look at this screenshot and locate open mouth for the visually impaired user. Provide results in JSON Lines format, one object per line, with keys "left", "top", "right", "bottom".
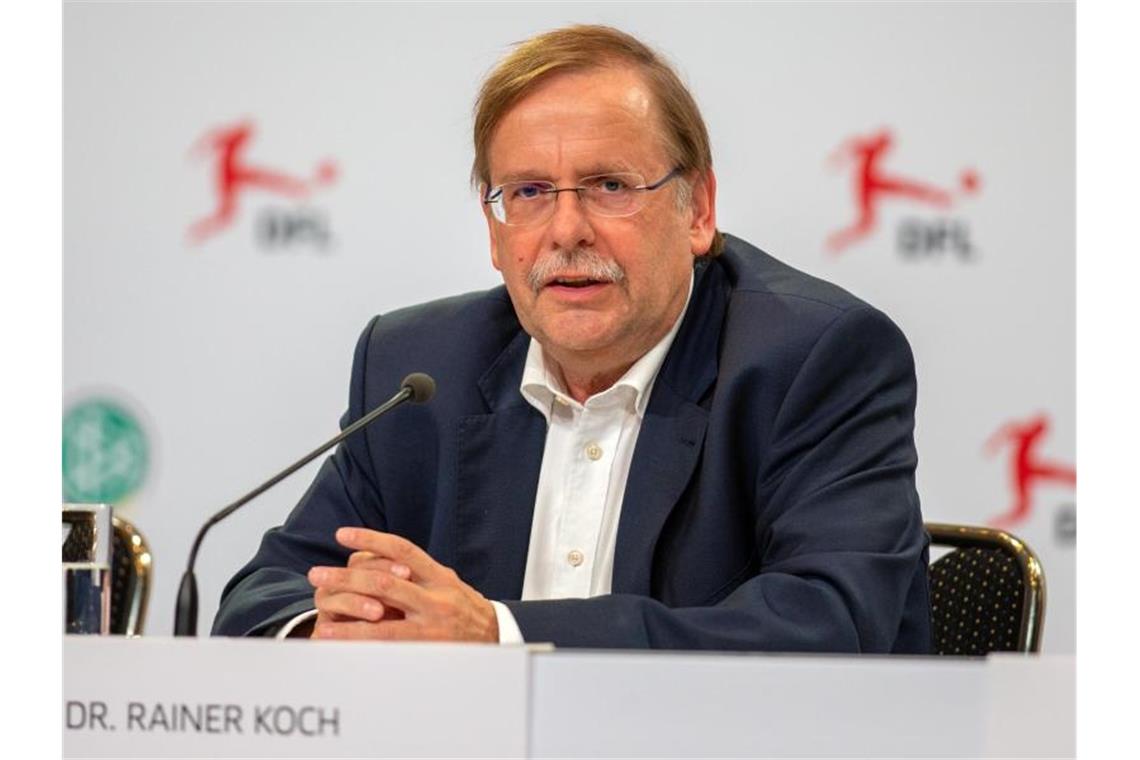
{"left": 548, "top": 277, "right": 607, "bottom": 289}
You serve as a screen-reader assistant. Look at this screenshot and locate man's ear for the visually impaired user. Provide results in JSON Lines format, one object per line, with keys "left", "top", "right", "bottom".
{"left": 688, "top": 168, "right": 718, "bottom": 256}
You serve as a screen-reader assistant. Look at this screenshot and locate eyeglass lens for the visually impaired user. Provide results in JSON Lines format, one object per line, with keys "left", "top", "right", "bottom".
{"left": 491, "top": 172, "right": 656, "bottom": 225}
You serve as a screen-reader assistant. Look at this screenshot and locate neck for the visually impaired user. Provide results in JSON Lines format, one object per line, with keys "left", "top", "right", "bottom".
{"left": 543, "top": 313, "right": 677, "bottom": 405}
{"left": 554, "top": 359, "right": 636, "bottom": 404}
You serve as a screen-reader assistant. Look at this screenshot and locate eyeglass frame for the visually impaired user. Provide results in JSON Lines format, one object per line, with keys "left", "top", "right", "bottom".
{"left": 482, "top": 167, "right": 685, "bottom": 226}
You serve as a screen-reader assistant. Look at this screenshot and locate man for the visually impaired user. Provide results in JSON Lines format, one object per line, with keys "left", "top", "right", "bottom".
{"left": 212, "top": 25, "right": 932, "bottom": 652}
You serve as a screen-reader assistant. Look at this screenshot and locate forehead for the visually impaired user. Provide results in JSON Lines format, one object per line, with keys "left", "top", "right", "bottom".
{"left": 487, "top": 65, "right": 670, "bottom": 180}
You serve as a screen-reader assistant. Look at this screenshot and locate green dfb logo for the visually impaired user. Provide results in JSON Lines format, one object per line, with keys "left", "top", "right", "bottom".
{"left": 62, "top": 399, "right": 148, "bottom": 504}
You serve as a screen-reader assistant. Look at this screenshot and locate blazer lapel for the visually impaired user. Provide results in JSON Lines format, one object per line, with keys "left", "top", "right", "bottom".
{"left": 611, "top": 258, "right": 728, "bottom": 596}
{"left": 453, "top": 330, "right": 546, "bottom": 601}
{"left": 611, "top": 390, "right": 708, "bottom": 596}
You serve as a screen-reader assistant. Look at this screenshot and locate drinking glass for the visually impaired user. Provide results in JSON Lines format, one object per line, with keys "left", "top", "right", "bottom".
{"left": 62, "top": 503, "right": 112, "bottom": 635}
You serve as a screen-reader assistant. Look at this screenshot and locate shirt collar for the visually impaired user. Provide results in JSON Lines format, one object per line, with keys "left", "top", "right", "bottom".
{"left": 520, "top": 271, "right": 694, "bottom": 422}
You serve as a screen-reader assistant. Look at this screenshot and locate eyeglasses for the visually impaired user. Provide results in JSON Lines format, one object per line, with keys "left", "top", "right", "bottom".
{"left": 482, "top": 168, "right": 683, "bottom": 226}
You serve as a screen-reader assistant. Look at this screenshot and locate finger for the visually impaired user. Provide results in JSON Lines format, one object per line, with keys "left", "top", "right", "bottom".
{"left": 308, "top": 563, "right": 409, "bottom": 594}
{"left": 346, "top": 552, "right": 412, "bottom": 579}
{"left": 314, "top": 588, "right": 365, "bottom": 624}
{"left": 315, "top": 604, "right": 405, "bottom": 626}
{"left": 313, "top": 619, "right": 423, "bottom": 641}
{"left": 314, "top": 610, "right": 351, "bottom": 624}
{"left": 334, "top": 528, "right": 443, "bottom": 582}
{"left": 314, "top": 590, "right": 386, "bottom": 622}
{"left": 309, "top": 566, "right": 432, "bottom": 612}
{"left": 346, "top": 551, "right": 376, "bottom": 566}
{"left": 315, "top": 608, "right": 370, "bottom": 625}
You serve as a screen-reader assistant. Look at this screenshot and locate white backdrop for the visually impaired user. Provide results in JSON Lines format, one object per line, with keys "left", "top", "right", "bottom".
{"left": 63, "top": 2, "right": 1075, "bottom": 649}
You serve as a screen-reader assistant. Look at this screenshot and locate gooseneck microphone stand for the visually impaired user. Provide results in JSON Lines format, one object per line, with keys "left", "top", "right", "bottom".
{"left": 173, "top": 373, "right": 436, "bottom": 636}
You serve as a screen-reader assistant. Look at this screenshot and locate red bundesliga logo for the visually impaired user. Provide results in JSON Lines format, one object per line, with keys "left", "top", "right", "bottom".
{"left": 827, "top": 128, "right": 980, "bottom": 254}
{"left": 188, "top": 120, "right": 337, "bottom": 243}
{"left": 985, "top": 413, "right": 1076, "bottom": 528}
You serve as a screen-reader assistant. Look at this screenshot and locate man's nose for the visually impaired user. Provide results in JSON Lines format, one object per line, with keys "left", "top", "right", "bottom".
{"left": 546, "top": 190, "right": 595, "bottom": 250}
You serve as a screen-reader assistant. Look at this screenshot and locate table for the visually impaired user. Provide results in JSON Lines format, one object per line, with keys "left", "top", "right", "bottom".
{"left": 64, "top": 637, "right": 1074, "bottom": 758}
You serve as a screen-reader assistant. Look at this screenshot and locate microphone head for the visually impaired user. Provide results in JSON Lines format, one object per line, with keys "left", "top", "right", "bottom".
{"left": 401, "top": 372, "right": 436, "bottom": 404}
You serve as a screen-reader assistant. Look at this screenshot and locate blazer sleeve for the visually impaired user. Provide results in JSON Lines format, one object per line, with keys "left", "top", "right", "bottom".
{"left": 503, "top": 306, "right": 931, "bottom": 652}
{"left": 210, "top": 317, "right": 387, "bottom": 637}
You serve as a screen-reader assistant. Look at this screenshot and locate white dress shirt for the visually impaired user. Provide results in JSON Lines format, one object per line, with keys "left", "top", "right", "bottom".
{"left": 492, "top": 274, "right": 693, "bottom": 643}
{"left": 280, "top": 275, "right": 693, "bottom": 642}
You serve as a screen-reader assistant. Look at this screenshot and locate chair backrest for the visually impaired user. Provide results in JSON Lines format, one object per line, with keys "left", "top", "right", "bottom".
{"left": 926, "top": 522, "right": 1045, "bottom": 655}
{"left": 110, "top": 515, "right": 152, "bottom": 636}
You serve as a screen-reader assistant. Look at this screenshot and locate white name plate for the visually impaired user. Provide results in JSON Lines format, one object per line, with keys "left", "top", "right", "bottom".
{"left": 529, "top": 651, "right": 1075, "bottom": 758}
{"left": 64, "top": 636, "right": 530, "bottom": 758}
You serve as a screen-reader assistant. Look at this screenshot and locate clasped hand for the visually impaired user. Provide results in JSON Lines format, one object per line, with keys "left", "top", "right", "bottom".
{"left": 307, "top": 527, "right": 499, "bottom": 642}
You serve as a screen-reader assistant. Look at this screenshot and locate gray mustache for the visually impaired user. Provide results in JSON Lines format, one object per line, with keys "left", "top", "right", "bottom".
{"left": 526, "top": 248, "right": 626, "bottom": 293}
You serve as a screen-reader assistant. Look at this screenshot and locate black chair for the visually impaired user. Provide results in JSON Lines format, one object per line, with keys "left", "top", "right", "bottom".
{"left": 926, "top": 522, "right": 1045, "bottom": 655}
{"left": 110, "top": 515, "right": 152, "bottom": 636}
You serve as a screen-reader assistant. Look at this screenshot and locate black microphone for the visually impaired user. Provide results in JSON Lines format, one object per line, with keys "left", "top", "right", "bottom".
{"left": 174, "top": 372, "right": 436, "bottom": 636}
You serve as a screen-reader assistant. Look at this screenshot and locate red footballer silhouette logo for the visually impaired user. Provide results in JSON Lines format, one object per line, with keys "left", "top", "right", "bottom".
{"left": 188, "top": 120, "right": 337, "bottom": 243}
{"left": 827, "top": 128, "right": 979, "bottom": 254}
{"left": 985, "top": 413, "right": 1075, "bottom": 528}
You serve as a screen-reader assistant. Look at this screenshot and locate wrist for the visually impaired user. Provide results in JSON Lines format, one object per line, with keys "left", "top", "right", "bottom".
{"left": 484, "top": 599, "right": 500, "bottom": 642}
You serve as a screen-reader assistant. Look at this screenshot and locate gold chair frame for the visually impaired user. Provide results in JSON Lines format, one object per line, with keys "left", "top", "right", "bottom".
{"left": 112, "top": 515, "right": 153, "bottom": 636}
{"left": 926, "top": 522, "right": 1046, "bottom": 653}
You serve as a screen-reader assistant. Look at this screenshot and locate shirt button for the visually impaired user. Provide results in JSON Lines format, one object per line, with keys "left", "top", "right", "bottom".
{"left": 585, "top": 443, "right": 603, "bottom": 460}
{"left": 567, "top": 550, "right": 585, "bottom": 567}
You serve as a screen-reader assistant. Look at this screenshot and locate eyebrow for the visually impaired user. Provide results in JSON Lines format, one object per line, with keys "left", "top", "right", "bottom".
{"left": 493, "top": 161, "right": 641, "bottom": 186}
{"left": 494, "top": 171, "right": 554, "bottom": 185}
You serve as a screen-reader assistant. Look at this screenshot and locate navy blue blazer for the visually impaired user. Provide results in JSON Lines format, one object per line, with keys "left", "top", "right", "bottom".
{"left": 212, "top": 234, "right": 932, "bottom": 653}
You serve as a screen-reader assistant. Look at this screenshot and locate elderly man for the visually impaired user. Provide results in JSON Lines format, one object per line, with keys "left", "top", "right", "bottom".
{"left": 212, "top": 25, "right": 932, "bottom": 652}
